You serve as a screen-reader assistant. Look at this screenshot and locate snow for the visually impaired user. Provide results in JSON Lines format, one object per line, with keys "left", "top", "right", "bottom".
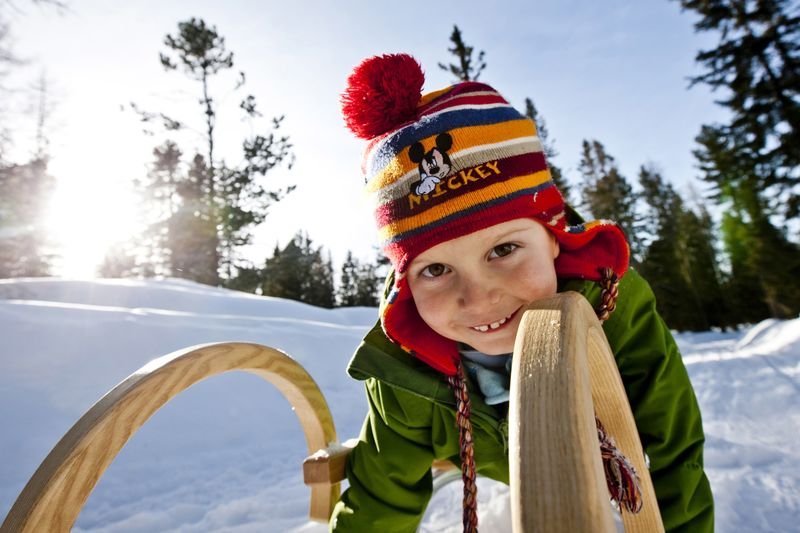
{"left": 1, "top": 278, "right": 798, "bottom": 532}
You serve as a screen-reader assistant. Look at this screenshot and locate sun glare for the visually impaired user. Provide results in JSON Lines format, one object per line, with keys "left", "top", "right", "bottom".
{"left": 45, "top": 173, "right": 140, "bottom": 279}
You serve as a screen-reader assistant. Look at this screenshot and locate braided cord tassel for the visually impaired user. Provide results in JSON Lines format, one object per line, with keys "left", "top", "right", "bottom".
{"left": 597, "top": 417, "right": 644, "bottom": 513}
{"left": 595, "top": 266, "right": 620, "bottom": 323}
{"left": 593, "top": 265, "right": 644, "bottom": 513}
{"left": 447, "top": 360, "right": 479, "bottom": 533}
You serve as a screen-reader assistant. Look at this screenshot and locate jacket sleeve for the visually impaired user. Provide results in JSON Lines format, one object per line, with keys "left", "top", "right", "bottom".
{"left": 330, "top": 378, "right": 436, "bottom": 532}
{"left": 601, "top": 269, "right": 714, "bottom": 533}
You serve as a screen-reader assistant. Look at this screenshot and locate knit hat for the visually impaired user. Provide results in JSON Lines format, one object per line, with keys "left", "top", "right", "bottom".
{"left": 341, "top": 53, "right": 629, "bottom": 376}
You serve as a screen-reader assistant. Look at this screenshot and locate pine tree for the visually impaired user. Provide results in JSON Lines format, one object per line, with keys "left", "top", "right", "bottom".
{"left": 438, "top": 25, "right": 487, "bottom": 82}
{"left": 132, "top": 18, "right": 294, "bottom": 285}
{"left": 338, "top": 251, "right": 380, "bottom": 307}
{"left": 0, "top": 158, "right": 53, "bottom": 277}
{"left": 261, "top": 232, "right": 336, "bottom": 308}
{"left": 219, "top": 124, "right": 295, "bottom": 281}
{"left": 719, "top": 210, "right": 771, "bottom": 323}
{"left": 308, "top": 251, "right": 335, "bottom": 309}
{"left": 695, "top": 125, "right": 800, "bottom": 319}
{"left": 221, "top": 265, "right": 262, "bottom": 294}
{"left": 523, "top": 97, "right": 570, "bottom": 201}
{"left": 673, "top": 0, "right": 800, "bottom": 220}
{"left": 637, "top": 165, "right": 691, "bottom": 328}
{"left": 262, "top": 241, "right": 303, "bottom": 302}
{"left": 578, "top": 140, "right": 641, "bottom": 262}
{"left": 0, "top": 5, "right": 21, "bottom": 149}
{"left": 0, "top": 17, "right": 56, "bottom": 278}
{"left": 132, "top": 141, "right": 183, "bottom": 276}
{"left": 638, "top": 164, "right": 731, "bottom": 330}
{"left": 167, "top": 154, "right": 220, "bottom": 285}
{"left": 678, "top": 204, "right": 728, "bottom": 329}
{"left": 354, "top": 261, "right": 380, "bottom": 307}
{"left": 144, "top": 141, "right": 182, "bottom": 217}
{"left": 338, "top": 251, "right": 359, "bottom": 306}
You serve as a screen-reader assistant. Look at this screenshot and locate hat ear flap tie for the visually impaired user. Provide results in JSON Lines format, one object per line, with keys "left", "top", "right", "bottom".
{"left": 447, "top": 359, "right": 479, "bottom": 532}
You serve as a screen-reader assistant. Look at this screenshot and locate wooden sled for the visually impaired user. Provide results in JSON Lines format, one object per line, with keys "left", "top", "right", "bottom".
{"left": 1, "top": 292, "right": 663, "bottom": 533}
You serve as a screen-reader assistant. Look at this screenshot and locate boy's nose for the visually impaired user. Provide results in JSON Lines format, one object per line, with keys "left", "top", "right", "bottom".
{"left": 456, "top": 276, "right": 501, "bottom": 310}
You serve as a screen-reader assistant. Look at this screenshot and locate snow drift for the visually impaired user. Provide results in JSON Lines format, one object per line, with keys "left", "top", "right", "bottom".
{"left": 1, "top": 278, "right": 797, "bottom": 532}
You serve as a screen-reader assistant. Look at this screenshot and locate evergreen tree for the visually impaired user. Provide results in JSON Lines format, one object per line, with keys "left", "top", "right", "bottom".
{"left": 373, "top": 246, "right": 392, "bottom": 296}
{"left": 133, "top": 18, "right": 294, "bottom": 285}
{"left": 132, "top": 141, "right": 183, "bottom": 276}
{"left": 145, "top": 141, "right": 182, "bottom": 217}
{"left": 673, "top": 0, "right": 800, "bottom": 220}
{"left": 338, "top": 251, "right": 359, "bottom": 306}
{"left": 0, "top": 8, "right": 56, "bottom": 278}
{"left": 0, "top": 157, "right": 53, "bottom": 277}
{"left": 167, "top": 154, "right": 220, "bottom": 285}
{"left": 637, "top": 165, "right": 696, "bottom": 329}
{"left": 0, "top": 5, "right": 22, "bottom": 149}
{"left": 223, "top": 264, "right": 264, "bottom": 294}
{"left": 261, "top": 232, "right": 336, "bottom": 308}
{"left": 338, "top": 251, "right": 380, "bottom": 307}
{"left": 578, "top": 140, "right": 641, "bottom": 262}
{"left": 262, "top": 242, "right": 303, "bottom": 302}
{"left": 719, "top": 209, "right": 771, "bottom": 323}
{"left": 638, "top": 165, "right": 729, "bottom": 330}
{"left": 695, "top": 124, "right": 800, "bottom": 319}
{"left": 678, "top": 204, "right": 728, "bottom": 329}
{"left": 307, "top": 251, "right": 335, "bottom": 309}
{"left": 354, "top": 261, "right": 380, "bottom": 307}
{"left": 218, "top": 124, "right": 295, "bottom": 281}
{"left": 438, "top": 25, "right": 487, "bottom": 82}
{"left": 523, "top": 97, "right": 570, "bottom": 201}
{"left": 1, "top": 0, "right": 63, "bottom": 147}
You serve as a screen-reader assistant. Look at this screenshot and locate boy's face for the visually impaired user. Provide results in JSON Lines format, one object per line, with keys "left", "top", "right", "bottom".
{"left": 407, "top": 218, "right": 560, "bottom": 356}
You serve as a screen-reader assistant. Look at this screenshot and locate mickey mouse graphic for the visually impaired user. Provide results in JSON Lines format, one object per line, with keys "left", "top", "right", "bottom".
{"left": 409, "top": 132, "right": 453, "bottom": 196}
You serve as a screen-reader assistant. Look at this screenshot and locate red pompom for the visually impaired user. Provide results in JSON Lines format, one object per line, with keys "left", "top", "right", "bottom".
{"left": 341, "top": 54, "right": 425, "bottom": 139}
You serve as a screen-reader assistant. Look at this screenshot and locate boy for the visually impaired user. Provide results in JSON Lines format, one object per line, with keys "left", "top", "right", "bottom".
{"left": 330, "top": 53, "right": 713, "bottom": 532}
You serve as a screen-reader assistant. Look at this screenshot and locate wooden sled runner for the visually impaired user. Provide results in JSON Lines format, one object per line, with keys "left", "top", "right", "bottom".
{"left": 1, "top": 292, "right": 663, "bottom": 532}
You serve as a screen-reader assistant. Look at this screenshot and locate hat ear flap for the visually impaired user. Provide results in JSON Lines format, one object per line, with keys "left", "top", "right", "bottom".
{"left": 381, "top": 276, "right": 459, "bottom": 376}
{"left": 554, "top": 222, "right": 629, "bottom": 280}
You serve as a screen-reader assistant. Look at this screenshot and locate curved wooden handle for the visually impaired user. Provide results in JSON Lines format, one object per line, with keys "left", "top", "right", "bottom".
{"left": 1, "top": 342, "right": 339, "bottom": 533}
{"left": 509, "top": 292, "right": 664, "bottom": 533}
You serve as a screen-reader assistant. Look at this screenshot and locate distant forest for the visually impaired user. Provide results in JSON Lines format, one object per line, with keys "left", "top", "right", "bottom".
{"left": 1, "top": 2, "right": 798, "bottom": 330}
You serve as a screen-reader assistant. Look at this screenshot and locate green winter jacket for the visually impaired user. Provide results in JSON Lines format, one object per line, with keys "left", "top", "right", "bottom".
{"left": 329, "top": 269, "right": 714, "bottom": 532}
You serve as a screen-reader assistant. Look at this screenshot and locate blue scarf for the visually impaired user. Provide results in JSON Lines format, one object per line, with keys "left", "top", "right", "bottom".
{"left": 460, "top": 347, "right": 512, "bottom": 405}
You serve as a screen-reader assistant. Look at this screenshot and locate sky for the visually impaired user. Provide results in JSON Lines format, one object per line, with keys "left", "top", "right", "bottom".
{"left": 4, "top": 0, "right": 730, "bottom": 277}
{"left": 1, "top": 277, "right": 798, "bottom": 531}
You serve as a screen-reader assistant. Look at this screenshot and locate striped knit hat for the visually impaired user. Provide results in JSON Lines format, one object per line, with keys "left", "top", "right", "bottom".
{"left": 342, "top": 53, "right": 629, "bottom": 377}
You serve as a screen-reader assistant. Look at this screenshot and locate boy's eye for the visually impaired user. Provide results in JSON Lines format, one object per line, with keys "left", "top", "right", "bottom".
{"left": 490, "top": 243, "right": 518, "bottom": 258}
{"left": 421, "top": 263, "right": 448, "bottom": 278}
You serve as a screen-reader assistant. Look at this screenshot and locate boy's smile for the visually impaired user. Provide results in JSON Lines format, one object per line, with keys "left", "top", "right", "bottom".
{"left": 469, "top": 307, "right": 519, "bottom": 332}
{"left": 406, "top": 218, "right": 560, "bottom": 356}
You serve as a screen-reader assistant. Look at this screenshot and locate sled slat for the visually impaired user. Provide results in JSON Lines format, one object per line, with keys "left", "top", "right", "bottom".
{"left": 509, "top": 292, "right": 664, "bottom": 533}
{"left": 303, "top": 438, "right": 358, "bottom": 485}
{"left": 1, "top": 342, "right": 339, "bottom": 532}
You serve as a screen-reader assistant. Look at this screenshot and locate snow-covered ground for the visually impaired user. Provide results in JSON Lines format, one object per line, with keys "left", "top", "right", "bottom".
{"left": 0, "top": 278, "right": 797, "bottom": 532}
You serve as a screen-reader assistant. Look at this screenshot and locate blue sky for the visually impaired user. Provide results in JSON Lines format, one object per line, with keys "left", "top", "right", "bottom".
{"left": 8, "top": 0, "right": 728, "bottom": 276}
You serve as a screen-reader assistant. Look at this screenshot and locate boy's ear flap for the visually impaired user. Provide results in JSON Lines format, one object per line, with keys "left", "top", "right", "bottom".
{"left": 408, "top": 142, "right": 425, "bottom": 163}
{"left": 435, "top": 132, "right": 453, "bottom": 152}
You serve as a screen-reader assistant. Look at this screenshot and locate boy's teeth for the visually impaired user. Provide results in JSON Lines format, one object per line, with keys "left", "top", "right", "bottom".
{"left": 472, "top": 315, "right": 510, "bottom": 332}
